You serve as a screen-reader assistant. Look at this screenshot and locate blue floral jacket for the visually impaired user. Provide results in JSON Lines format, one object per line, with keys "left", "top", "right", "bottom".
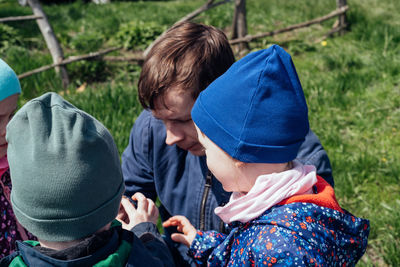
{"left": 189, "top": 178, "right": 369, "bottom": 266}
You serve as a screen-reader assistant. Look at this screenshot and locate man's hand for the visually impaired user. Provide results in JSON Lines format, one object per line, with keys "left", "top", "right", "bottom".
{"left": 162, "top": 215, "right": 197, "bottom": 247}
{"left": 117, "top": 192, "right": 159, "bottom": 230}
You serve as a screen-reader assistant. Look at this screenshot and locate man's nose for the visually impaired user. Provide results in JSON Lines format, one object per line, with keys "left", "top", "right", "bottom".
{"left": 165, "top": 124, "right": 184, "bottom": 146}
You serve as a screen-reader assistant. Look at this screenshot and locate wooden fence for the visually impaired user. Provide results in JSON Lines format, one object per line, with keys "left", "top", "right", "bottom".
{"left": 0, "top": 0, "right": 348, "bottom": 88}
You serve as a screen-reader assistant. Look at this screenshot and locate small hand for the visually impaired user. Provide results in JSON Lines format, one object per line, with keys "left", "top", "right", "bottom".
{"left": 117, "top": 192, "right": 159, "bottom": 230}
{"left": 162, "top": 215, "right": 197, "bottom": 247}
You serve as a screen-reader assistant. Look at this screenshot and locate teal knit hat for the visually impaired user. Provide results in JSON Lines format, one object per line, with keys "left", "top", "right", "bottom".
{"left": 0, "top": 59, "right": 21, "bottom": 101}
{"left": 6, "top": 92, "right": 125, "bottom": 242}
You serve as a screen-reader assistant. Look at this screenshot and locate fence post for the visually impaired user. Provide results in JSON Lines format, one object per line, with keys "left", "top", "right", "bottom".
{"left": 336, "top": 0, "right": 347, "bottom": 35}
{"left": 27, "top": 0, "right": 69, "bottom": 88}
{"left": 18, "top": 0, "right": 28, "bottom": 6}
{"left": 231, "top": 0, "right": 249, "bottom": 53}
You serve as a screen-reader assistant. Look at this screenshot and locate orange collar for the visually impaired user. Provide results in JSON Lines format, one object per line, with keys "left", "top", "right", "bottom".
{"left": 278, "top": 176, "right": 344, "bottom": 213}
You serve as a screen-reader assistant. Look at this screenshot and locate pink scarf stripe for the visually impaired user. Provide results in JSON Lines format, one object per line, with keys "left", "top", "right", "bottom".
{"left": 215, "top": 161, "right": 317, "bottom": 224}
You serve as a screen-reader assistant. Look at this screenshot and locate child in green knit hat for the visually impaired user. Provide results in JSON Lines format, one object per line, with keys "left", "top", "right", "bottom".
{"left": 0, "top": 92, "right": 173, "bottom": 266}
{"left": 0, "top": 59, "right": 36, "bottom": 258}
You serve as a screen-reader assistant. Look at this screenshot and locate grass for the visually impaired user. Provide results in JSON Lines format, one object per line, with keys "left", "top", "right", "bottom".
{"left": 1, "top": 0, "right": 399, "bottom": 265}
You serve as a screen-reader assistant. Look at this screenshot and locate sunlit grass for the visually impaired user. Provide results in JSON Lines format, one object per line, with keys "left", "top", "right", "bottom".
{"left": 1, "top": 0, "right": 399, "bottom": 264}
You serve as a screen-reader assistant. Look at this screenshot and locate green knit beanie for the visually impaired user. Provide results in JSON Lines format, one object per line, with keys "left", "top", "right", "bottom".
{"left": 6, "top": 92, "right": 125, "bottom": 242}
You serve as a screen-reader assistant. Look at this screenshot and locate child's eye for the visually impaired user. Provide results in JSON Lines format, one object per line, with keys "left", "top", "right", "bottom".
{"left": 9, "top": 111, "right": 16, "bottom": 121}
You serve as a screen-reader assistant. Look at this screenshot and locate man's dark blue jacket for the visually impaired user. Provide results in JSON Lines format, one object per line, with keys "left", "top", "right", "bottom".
{"left": 121, "top": 109, "right": 333, "bottom": 264}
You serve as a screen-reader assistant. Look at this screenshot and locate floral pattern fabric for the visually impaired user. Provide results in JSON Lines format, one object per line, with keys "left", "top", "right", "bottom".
{"left": 189, "top": 202, "right": 369, "bottom": 266}
{"left": 1, "top": 168, "right": 35, "bottom": 258}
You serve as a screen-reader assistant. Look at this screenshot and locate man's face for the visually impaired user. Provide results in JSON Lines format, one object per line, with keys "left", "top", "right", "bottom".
{"left": 152, "top": 88, "right": 205, "bottom": 156}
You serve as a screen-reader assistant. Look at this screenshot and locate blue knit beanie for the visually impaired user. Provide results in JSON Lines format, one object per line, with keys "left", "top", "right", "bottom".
{"left": 0, "top": 59, "right": 21, "bottom": 101}
{"left": 6, "top": 92, "right": 125, "bottom": 241}
{"left": 191, "top": 45, "right": 309, "bottom": 163}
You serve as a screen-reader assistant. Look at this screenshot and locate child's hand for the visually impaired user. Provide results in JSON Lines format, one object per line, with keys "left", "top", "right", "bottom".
{"left": 117, "top": 192, "right": 159, "bottom": 230}
{"left": 162, "top": 215, "right": 197, "bottom": 247}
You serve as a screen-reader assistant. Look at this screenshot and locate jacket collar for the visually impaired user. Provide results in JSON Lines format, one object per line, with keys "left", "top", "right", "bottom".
{"left": 16, "top": 227, "right": 122, "bottom": 266}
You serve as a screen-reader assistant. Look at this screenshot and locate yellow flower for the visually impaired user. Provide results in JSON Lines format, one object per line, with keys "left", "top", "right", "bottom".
{"left": 381, "top": 157, "right": 387, "bottom": 162}
{"left": 321, "top": 41, "right": 328, "bottom": 46}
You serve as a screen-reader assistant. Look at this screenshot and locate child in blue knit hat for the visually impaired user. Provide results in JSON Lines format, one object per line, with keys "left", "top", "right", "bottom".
{"left": 163, "top": 45, "right": 370, "bottom": 266}
{"left": 0, "top": 59, "right": 36, "bottom": 258}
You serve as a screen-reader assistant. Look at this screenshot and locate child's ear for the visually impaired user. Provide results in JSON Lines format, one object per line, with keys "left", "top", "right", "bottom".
{"left": 234, "top": 160, "right": 246, "bottom": 169}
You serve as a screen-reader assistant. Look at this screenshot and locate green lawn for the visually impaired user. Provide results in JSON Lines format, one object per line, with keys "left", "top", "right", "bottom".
{"left": 1, "top": 0, "right": 399, "bottom": 265}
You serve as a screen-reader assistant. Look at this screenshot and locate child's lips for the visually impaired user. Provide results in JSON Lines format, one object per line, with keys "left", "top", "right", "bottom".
{"left": 0, "top": 143, "right": 7, "bottom": 147}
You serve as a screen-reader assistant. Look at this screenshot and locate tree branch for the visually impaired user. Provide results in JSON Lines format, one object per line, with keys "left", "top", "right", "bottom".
{"left": 144, "top": 0, "right": 232, "bottom": 56}
{"left": 230, "top": 5, "right": 348, "bottom": 45}
{"left": 314, "top": 25, "right": 347, "bottom": 43}
{"left": 103, "top": 55, "right": 144, "bottom": 63}
{"left": 28, "top": 0, "right": 70, "bottom": 87}
{"left": 0, "top": 15, "right": 42, "bottom": 23}
{"left": 18, "top": 47, "right": 121, "bottom": 79}
{"left": 175, "top": 0, "right": 231, "bottom": 24}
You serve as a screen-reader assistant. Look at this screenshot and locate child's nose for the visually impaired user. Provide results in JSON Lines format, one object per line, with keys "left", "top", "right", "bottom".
{"left": 0, "top": 123, "right": 7, "bottom": 137}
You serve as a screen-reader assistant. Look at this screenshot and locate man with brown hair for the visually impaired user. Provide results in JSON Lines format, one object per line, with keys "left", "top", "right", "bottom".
{"left": 122, "top": 22, "right": 334, "bottom": 266}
